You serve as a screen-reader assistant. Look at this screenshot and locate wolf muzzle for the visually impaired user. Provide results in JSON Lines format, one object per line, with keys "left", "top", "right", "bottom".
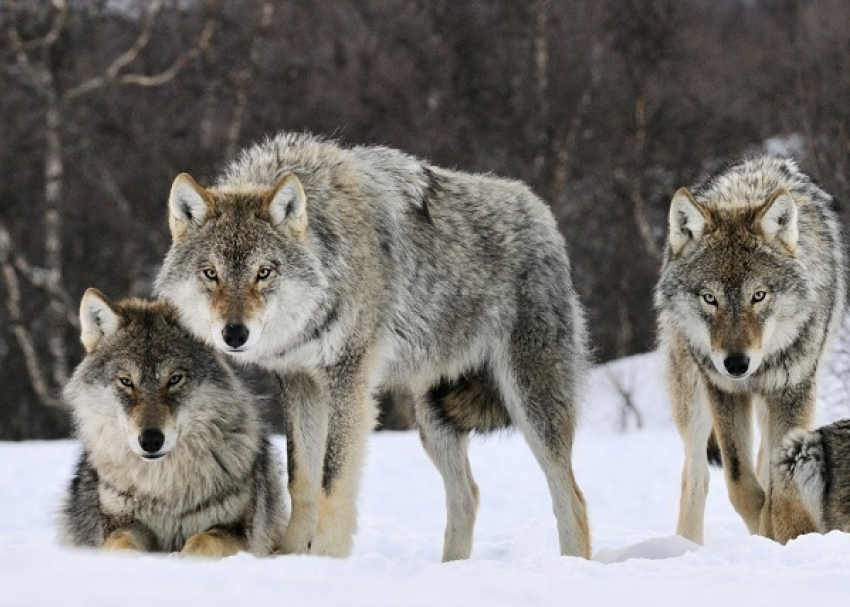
{"left": 722, "top": 353, "right": 750, "bottom": 377}
{"left": 138, "top": 428, "right": 166, "bottom": 459}
{"left": 222, "top": 322, "right": 250, "bottom": 349}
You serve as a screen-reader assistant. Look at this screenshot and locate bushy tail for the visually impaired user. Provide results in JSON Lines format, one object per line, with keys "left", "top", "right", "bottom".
{"left": 773, "top": 428, "right": 825, "bottom": 519}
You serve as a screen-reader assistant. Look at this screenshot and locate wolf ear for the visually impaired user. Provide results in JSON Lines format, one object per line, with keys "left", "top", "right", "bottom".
{"left": 265, "top": 173, "right": 307, "bottom": 238}
{"left": 168, "top": 173, "right": 214, "bottom": 242}
{"left": 757, "top": 188, "right": 798, "bottom": 255}
{"left": 668, "top": 188, "right": 709, "bottom": 256}
{"left": 79, "top": 288, "right": 121, "bottom": 353}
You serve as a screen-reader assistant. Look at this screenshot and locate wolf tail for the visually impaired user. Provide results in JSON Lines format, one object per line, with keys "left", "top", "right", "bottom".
{"left": 774, "top": 427, "right": 825, "bottom": 505}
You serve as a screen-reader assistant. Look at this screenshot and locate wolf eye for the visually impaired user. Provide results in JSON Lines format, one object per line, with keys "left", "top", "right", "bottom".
{"left": 167, "top": 373, "right": 184, "bottom": 387}
{"left": 256, "top": 267, "right": 273, "bottom": 281}
{"left": 118, "top": 377, "right": 134, "bottom": 388}
{"left": 752, "top": 290, "right": 767, "bottom": 303}
{"left": 202, "top": 268, "right": 218, "bottom": 281}
{"left": 702, "top": 293, "right": 717, "bottom": 306}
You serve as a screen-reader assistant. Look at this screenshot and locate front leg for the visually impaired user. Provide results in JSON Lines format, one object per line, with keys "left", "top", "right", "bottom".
{"left": 762, "top": 381, "right": 817, "bottom": 543}
{"left": 279, "top": 372, "right": 330, "bottom": 555}
{"left": 707, "top": 387, "right": 764, "bottom": 534}
{"left": 103, "top": 522, "right": 157, "bottom": 552}
{"left": 181, "top": 526, "right": 248, "bottom": 559}
{"left": 310, "top": 351, "right": 377, "bottom": 557}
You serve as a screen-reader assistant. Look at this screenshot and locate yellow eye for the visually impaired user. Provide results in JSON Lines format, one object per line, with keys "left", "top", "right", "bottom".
{"left": 256, "top": 267, "right": 273, "bottom": 281}
{"left": 752, "top": 290, "right": 767, "bottom": 303}
{"left": 702, "top": 293, "right": 717, "bottom": 306}
{"left": 167, "top": 373, "right": 183, "bottom": 387}
{"left": 202, "top": 268, "right": 218, "bottom": 281}
{"left": 118, "top": 377, "right": 134, "bottom": 388}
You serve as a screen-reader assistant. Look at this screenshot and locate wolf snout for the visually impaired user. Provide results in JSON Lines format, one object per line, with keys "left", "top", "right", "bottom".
{"left": 138, "top": 428, "right": 165, "bottom": 455}
{"left": 723, "top": 353, "right": 750, "bottom": 377}
{"left": 222, "top": 322, "right": 250, "bottom": 349}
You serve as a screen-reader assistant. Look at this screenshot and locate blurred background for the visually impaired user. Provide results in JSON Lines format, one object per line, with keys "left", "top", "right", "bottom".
{"left": 1, "top": 0, "right": 849, "bottom": 439}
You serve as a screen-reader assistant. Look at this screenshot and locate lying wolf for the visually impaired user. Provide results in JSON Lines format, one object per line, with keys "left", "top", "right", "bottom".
{"left": 155, "top": 132, "right": 591, "bottom": 560}
{"left": 59, "top": 290, "right": 287, "bottom": 557}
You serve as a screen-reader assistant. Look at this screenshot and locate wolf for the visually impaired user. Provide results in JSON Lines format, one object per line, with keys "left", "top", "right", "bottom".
{"left": 773, "top": 420, "right": 850, "bottom": 535}
{"left": 656, "top": 155, "right": 846, "bottom": 545}
{"left": 154, "top": 132, "right": 591, "bottom": 560}
{"left": 59, "top": 290, "right": 288, "bottom": 557}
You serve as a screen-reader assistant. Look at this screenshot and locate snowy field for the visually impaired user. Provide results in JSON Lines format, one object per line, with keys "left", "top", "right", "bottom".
{"left": 2, "top": 352, "right": 850, "bottom": 607}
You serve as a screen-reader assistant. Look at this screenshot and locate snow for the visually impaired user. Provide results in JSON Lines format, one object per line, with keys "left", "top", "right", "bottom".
{"left": 2, "top": 354, "right": 850, "bottom": 606}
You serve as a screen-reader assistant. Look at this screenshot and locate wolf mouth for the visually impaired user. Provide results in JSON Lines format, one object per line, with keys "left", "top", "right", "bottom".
{"left": 141, "top": 453, "right": 166, "bottom": 461}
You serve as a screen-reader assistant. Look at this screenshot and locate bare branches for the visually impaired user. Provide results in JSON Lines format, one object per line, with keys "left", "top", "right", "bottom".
{"left": 5, "top": 0, "right": 68, "bottom": 53}
{"left": 226, "top": 0, "right": 274, "bottom": 158}
{"left": 604, "top": 366, "right": 644, "bottom": 433}
{"left": 64, "top": 0, "right": 215, "bottom": 100}
{"left": 0, "top": 223, "right": 61, "bottom": 408}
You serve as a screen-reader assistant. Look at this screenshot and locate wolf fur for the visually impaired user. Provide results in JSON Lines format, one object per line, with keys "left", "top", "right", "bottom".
{"left": 154, "top": 132, "right": 591, "bottom": 560}
{"left": 59, "top": 290, "right": 288, "bottom": 557}
{"left": 656, "top": 155, "right": 846, "bottom": 544}
{"left": 773, "top": 420, "right": 850, "bottom": 535}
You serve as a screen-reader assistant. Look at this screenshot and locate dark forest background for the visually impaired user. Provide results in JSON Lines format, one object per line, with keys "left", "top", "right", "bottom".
{"left": 1, "top": 0, "right": 849, "bottom": 439}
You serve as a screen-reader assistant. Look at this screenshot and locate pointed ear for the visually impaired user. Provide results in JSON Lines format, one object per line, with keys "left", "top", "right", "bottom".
{"left": 168, "top": 173, "right": 215, "bottom": 242}
{"left": 668, "top": 188, "right": 709, "bottom": 256}
{"left": 79, "top": 288, "right": 121, "bottom": 353}
{"left": 756, "top": 188, "right": 798, "bottom": 255}
{"left": 265, "top": 173, "right": 307, "bottom": 238}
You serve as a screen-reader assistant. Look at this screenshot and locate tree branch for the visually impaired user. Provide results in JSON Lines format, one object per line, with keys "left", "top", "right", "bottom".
{"left": 0, "top": 223, "right": 61, "bottom": 408}
{"left": 63, "top": 0, "right": 215, "bottom": 100}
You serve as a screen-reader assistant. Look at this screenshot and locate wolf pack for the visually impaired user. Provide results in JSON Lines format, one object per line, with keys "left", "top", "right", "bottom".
{"left": 56, "top": 132, "right": 848, "bottom": 561}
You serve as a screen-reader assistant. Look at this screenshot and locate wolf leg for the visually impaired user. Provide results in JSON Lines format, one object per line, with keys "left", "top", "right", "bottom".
{"left": 279, "top": 372, "right": 329, "bottom": 555}
{"left": 103, "top": 523, "right": 157, "bottom": 552}
{"left": 414, "top": 388, "right": 479, "bottom": 562}
{"left": 669, "top": 361, "right": 712, "bottom": 544}
{"left": 493, "top": 343, "right": 590, "bottom": 559}
{"left": 181, "top": 527, "right": 248, "bottom": 558}
{"left": 707, "top": 387, "right": 764, "bottom": 534}
{"left": 763, "top": 383, "right": 817, "bottom": 543}
{"left": 311, "top": 361, "right": 377, "bottom": 558}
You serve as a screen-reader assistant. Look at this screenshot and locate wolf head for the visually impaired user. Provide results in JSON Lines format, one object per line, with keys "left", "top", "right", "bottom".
{"left": 65, "top": 290, "right": 242, "bottom": 462}
{"left": 657, "top": 184, "right": 812, "bottom": 381}
{"left": 154, "top": 173, "right": 329, "bottom": 362}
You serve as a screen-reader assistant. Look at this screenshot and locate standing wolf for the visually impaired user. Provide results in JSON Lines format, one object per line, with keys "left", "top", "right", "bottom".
{"left": 59, "top": 290, "right": 287, "bottom": 557}
{"left": 656, "top": 156, "right": 846, "bottom": 544}
{"left": 773, "top": 420, "right": 850, "bottom": 534}
{"left": 155, "top": 132, "right": 590, "bottom": 560}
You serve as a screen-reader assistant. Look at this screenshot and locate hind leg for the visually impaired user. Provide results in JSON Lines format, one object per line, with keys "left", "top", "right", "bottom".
{"left": 492, "top": 348, "right": 590, "bottom": 559}
{"left": 668, "top": 353, "right": 712, "bottom": 544}
{"left": 707, "top": 387, "right": 764, "bottom": 534}
{"left": 414, "top": 392, "right": 479, "bottom": 562}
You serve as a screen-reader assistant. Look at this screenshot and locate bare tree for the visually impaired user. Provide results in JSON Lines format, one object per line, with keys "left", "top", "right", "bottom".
{"left": 0, "top": 0, "right": 215, "bottom": 408}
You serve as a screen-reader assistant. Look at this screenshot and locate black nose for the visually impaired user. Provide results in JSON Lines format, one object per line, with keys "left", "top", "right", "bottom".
{"left": 222, "top": 323, "right": 249, "bottom": 349}
{"left": 723, "top": 353, "right": 750, "bottom": 377}
{"left": 139, "top": 428, "right": 165, "bottom": 453}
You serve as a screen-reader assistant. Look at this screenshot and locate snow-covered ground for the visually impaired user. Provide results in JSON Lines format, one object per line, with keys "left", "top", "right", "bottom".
{"left": 2, "top": 352, "right": 850, "bottom": 607}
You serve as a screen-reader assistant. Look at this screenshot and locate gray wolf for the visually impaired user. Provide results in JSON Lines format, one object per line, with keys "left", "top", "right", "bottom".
{"left": 656, "top": 155, "right": 846, "bottom": 544}
{"left": 154, "top": 132, "right": 591, "bottom": 560}
{"left": 59, "top": 290, "right": 288, "bottom": 557}
{"left": 773, "top": 420, "right": 850, "bottom": 535}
